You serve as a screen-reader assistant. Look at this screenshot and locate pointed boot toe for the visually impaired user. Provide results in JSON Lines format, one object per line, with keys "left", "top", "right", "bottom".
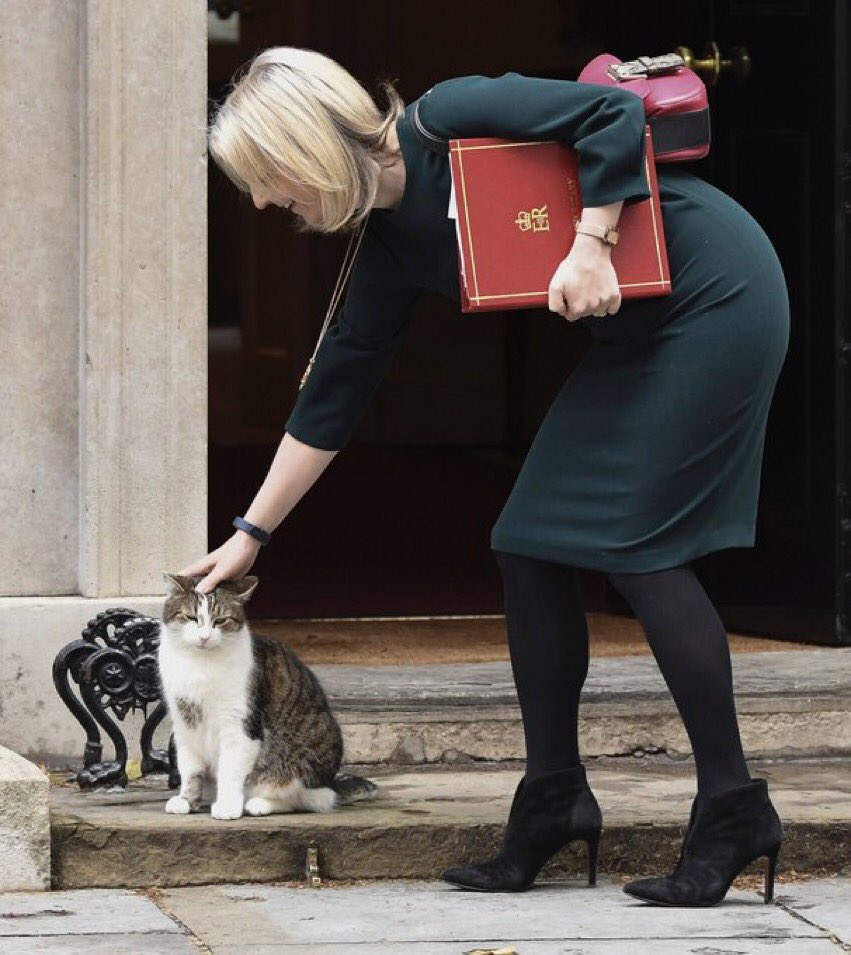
{"left": 441, "top": 859, "right": 527, "bottom": 892}
{"left": 622, "top": 875, "right": 693, "bottom": 905}
{"left": 623, "top": 778, "right": 783, "bottom": 907}
{"left": 623, "top": 875, "right": 661, "bottom": 898}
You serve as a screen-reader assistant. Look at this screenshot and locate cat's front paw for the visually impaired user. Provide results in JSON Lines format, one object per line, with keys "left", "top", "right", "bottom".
{"left": 244, "top": 796, "right": 275, "bottom": 816}
{"left": 165, "top": 795, "right": 193, "bottom": 815}
{"left": 211, "top": 797, "right": 244, "bottom": 820}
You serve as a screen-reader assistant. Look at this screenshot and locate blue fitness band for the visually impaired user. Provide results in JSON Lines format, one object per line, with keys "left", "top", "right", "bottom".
{"left": 232, "top": 515, "right": 272, "bottom": 546}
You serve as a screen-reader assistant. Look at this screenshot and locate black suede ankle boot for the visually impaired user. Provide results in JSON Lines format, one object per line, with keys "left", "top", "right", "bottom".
{"left": 441, "top": 763, "right": 602, "bottom": 892}
{"left": 669, "top": 793, "right": 699, "bottom": 877}
{"left": 623, "top": 777, "right": 783, "bottom": 907}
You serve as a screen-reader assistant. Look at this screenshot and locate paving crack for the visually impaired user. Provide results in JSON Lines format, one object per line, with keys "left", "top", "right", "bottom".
{"left": 773, "top": 895, "right": 851, "bottom": 951}
{"left": 139, "top": 887, "right": 213, "bottom": 954}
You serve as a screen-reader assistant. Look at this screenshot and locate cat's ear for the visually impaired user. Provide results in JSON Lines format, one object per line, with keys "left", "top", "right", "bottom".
{"left": 229, "top": 575, "right": 259, "bottom": 603}
{"left": 162, "top": 573, "right": 200, "bottom": 595}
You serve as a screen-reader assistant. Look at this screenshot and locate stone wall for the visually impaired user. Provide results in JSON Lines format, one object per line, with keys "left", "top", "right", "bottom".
{"left": 0, "top": 3, "right": 82, "bottom": 595}
{"left": 0, "top": 1, "right": 208, "bottom": 761}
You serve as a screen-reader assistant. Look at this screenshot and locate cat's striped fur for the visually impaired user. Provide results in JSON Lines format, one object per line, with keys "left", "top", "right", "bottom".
{"left": 158, "top": 573, "right": 377, "bottom": 819}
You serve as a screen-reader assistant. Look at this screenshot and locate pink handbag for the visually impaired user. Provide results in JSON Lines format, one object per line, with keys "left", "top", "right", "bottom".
{"left": 577, "top": 52, "right": 710, "bottom": 163}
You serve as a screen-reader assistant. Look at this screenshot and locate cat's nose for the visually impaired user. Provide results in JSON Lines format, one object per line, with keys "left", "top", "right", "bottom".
{"left": 198, "top": 634, "right": 211, "bottom": 646}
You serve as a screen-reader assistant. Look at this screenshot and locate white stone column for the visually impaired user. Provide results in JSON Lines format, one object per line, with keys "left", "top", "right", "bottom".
{"left": 0, "top": 1, "right": 209, "bottom": 762}
{"left": 80, "top": 0, "right": 208, "bottom": 596}
{"left": 0, "top": 1, "right": 81, "bottom": 596}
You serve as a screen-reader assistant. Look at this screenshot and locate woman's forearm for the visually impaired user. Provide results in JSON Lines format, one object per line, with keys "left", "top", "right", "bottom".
{"left": 581, "top": 199, "right": 625, "bottom": 228}
{"left": 242, "top": 431, "right": 338, "bottom": 533}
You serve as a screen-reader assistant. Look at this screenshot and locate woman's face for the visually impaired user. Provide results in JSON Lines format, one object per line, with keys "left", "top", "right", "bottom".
{"left": 250, "top": 174, "right": 322, "bottom": 228}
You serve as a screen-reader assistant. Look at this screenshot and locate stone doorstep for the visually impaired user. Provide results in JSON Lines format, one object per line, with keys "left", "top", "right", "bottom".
{"left": 311, "top": 650, "right": 851, "bottom": 764}
{"left": 312, "top": 651, "right": 851, "bottom": 710}
{"left": 49, "top": 756, "right": 851, "bottom": 890}
{"left": 334, "top": 696, "right": 851, "bottom": 765}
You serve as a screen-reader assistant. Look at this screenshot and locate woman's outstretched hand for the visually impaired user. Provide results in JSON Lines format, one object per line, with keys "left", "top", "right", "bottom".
{"left": 173, "top": 432, "right": 338, "bottom": 597}
{"left": 177, "top": 531, "right": 261, "bottom": 595}
{"left": 548, "top": 233, "right": 622, "bottom": 322}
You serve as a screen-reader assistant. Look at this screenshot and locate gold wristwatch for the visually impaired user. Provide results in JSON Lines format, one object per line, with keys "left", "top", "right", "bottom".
{"left": 574, "top": 221, "right": 620, "bottom": 246}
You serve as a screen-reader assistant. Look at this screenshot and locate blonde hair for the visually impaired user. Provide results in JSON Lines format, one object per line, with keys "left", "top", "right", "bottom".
{"left": 208, "top": 46, "right": 406, "bottom": 234}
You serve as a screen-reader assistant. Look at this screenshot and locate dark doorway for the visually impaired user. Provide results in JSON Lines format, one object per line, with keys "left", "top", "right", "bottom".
{"left": 603, "top": 0, "right": 847, "bottom": 644}
{"left": 207, "top": 1, "right": 848, "bottom": 643}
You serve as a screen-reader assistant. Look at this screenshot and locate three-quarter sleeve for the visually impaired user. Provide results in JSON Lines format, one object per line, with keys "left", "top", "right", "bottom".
{"left": 284, "top": 224, "right": 424, "bottom": 451}
{"left": 417, "top": 71, "right": 651, "bottom": 208}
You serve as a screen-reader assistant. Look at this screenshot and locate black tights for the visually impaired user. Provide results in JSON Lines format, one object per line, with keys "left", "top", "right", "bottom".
{"left": 493, "top": 549, "right": 751, "bottom": 812}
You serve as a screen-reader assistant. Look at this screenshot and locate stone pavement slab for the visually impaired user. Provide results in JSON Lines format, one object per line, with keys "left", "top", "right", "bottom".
{"left": 3, "top": 877, "right": 849, "bottom": 953}
{"left": 0, "top": 888, "right": 194, "bottom": 953}
{"left": 158, "top": 877, "right": 850, "bottom": 953}
{"left": 0, "top": 935, "right": 193, "bottom": 954}
{"left": 214, "top": 944, "right": 838, "bottom": 954}
{"left": 50, "top": 756, "right": 851, "bottom": 888}
{"left": 773, "top": 876, "right": 851, "bottom": 948}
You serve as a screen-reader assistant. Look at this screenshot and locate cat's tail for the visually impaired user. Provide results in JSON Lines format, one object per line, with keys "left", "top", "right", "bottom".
{"left": 331, "top": 772, "right": 379, "bottom": 804}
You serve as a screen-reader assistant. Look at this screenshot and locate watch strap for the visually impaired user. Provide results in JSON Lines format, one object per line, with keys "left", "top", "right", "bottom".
{"left": 575, "top": 221, "right": 619, "bottom": 245}
{"left": 233, "top": 515, "right": 272, "bottom": 546}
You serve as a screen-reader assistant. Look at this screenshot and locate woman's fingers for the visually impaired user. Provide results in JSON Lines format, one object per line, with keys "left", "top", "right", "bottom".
{"left": 194, "top": 535, "right": 260, "bottom": 594}
{"left": 551, "top": 285, "right": 586, "bottom": 323}
{"left": 573, "top": 293, "right": 608, "bottom": 321}
{"left": 547, "top": 283, "right": 567, "bottom": 318}
{"left": 570, "top": 293, "right": 622, "bottom": 320}
{"left": 196, "top": 559, "right": 241, "bottom": 595}
{"left": 564, "top": 302, "right": 583, "bottom": 322}
{"left": 195, "top": 568, "right": 223, "bottom": 595}
{"left": 177, "top": 554, "right": 216, "bottom": 577}
{"left": 549, "top": 250, "right": 622, "bottom": 321}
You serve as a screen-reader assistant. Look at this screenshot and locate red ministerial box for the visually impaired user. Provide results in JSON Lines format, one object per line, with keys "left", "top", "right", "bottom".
{"left": 448, "top": 125, "right": 671, "bottom": 312}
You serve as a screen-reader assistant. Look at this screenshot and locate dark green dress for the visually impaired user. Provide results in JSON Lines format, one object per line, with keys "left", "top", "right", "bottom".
{"left": 285, "top": 72, "right": 790, "bottom": 573}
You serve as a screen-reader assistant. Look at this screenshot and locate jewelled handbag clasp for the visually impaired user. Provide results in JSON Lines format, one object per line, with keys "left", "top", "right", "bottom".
{"left": 607, "top": 53, "right": 685, "bottom": 82}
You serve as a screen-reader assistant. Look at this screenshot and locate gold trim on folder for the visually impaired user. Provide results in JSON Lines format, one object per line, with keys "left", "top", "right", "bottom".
{"left": 454, "top": 140, "right": 480, "bottom": 303}
{"left": 451, "top": 129, "right": 670, "bottom": 305}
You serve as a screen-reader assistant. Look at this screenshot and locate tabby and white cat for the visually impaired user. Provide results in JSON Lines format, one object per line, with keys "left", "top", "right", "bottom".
{"left": 158, "top": 573, "right": 377, "bottom": 820}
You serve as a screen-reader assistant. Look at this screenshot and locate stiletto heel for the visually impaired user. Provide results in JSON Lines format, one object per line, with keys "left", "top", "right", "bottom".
{"left": 623, "top": 778, "right": 784, "bottom": 907}
{"left": 586, "top": 828, "right": 601, "bottom": 886}
{"left": 763, "top": 842, "right": 780, "bottom": 903}
{"left": 441, "top": 763, "right": 603, "bottom": 892}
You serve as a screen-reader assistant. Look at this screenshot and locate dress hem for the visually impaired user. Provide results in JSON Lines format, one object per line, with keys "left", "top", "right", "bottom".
{"left": 489, "top": 525, "right": 757, "bottom": 573}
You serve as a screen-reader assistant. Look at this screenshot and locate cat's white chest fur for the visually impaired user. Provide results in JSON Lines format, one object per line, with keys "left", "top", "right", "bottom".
{"left": 158, "top": 621, "right": 260, "bottom": 818}
{"left": 159, "top": 624, "right": 254, "bottom": 732}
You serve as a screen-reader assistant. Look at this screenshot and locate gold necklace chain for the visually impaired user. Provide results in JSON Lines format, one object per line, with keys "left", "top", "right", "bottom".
{"left": 298, "top": 210, "right": 372, "bottom": 391}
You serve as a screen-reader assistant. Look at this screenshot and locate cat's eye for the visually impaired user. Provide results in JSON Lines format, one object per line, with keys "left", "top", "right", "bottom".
{"left": 176, "top": 612, "right": 196, "bottom": 622}
{"left": 215, "top": 617, "right": 238, "bottom": 627}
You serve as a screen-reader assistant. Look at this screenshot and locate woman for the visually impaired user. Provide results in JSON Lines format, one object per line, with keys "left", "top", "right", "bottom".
{"left": 184, "top": 46, "right": 789, "bottom": 906}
